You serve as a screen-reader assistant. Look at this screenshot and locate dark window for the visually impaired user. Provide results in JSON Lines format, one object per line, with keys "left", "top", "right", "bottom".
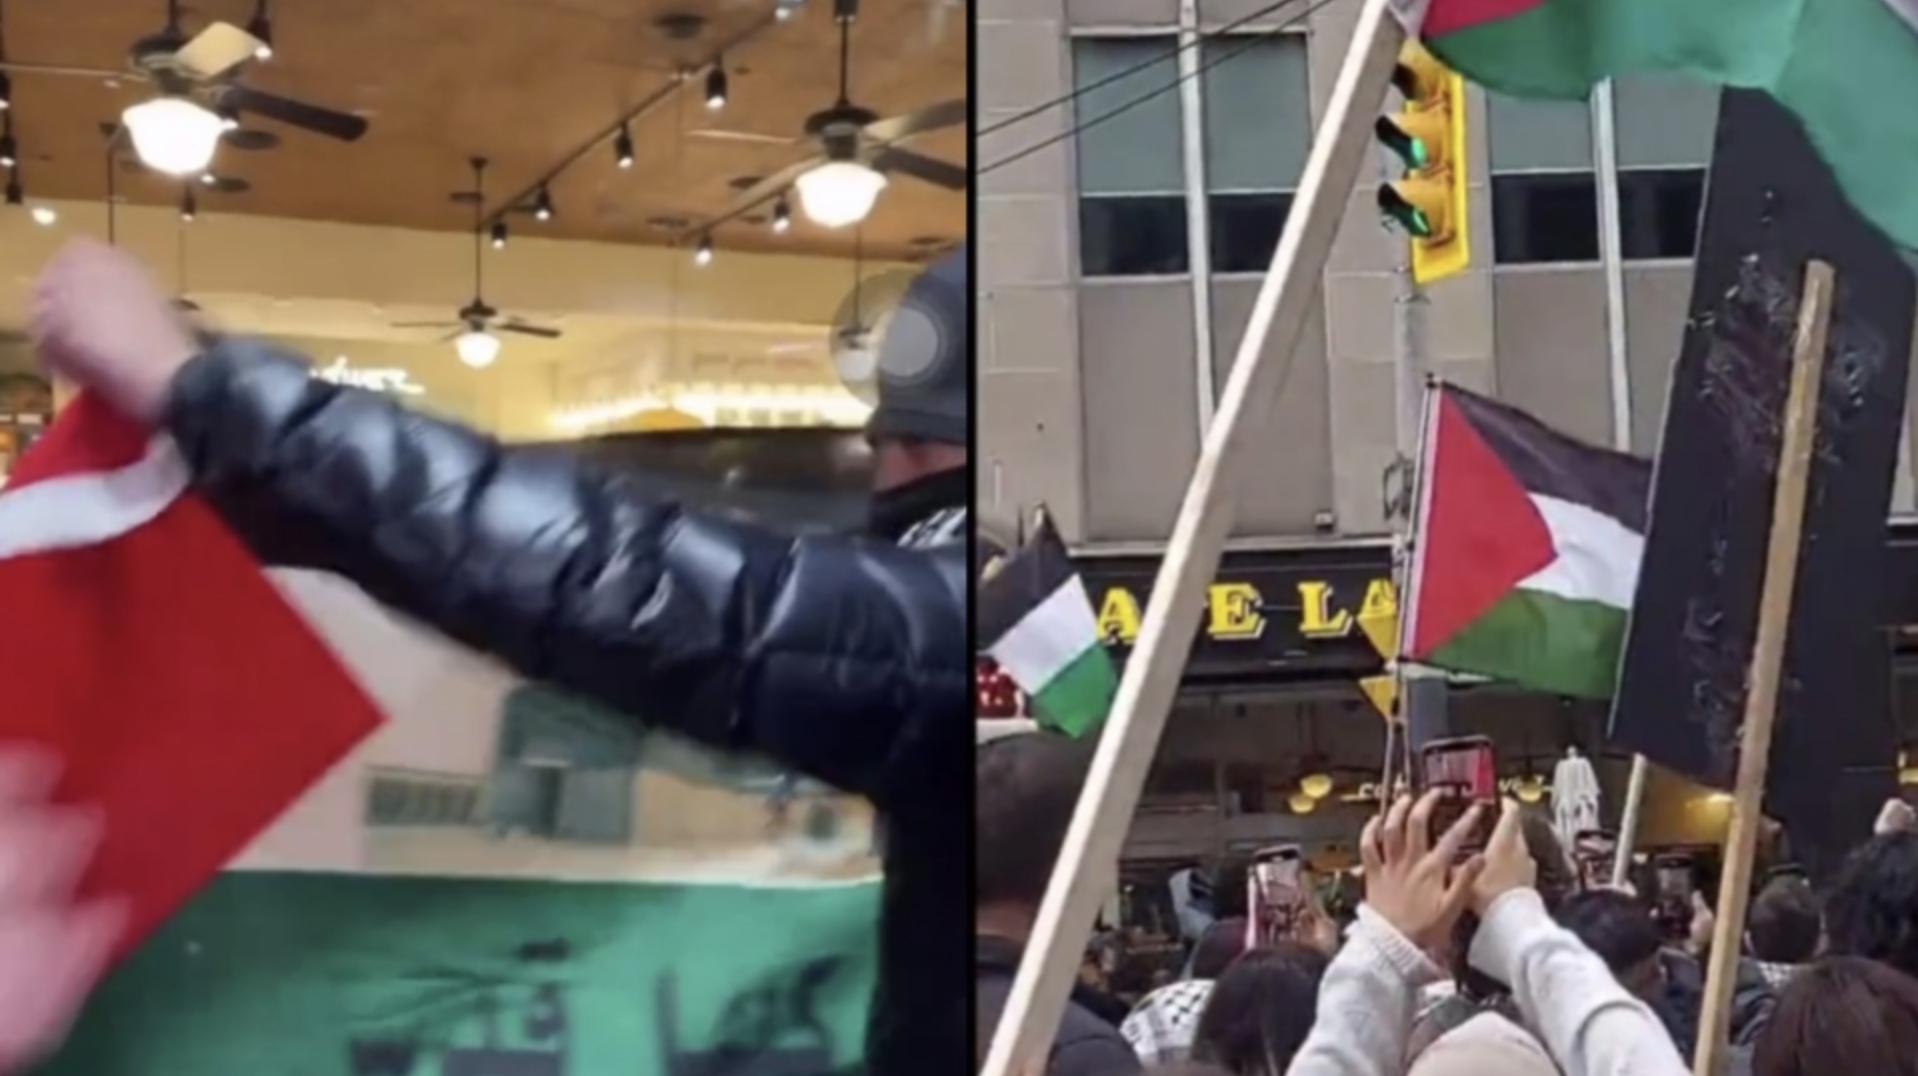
{"left": 1209, "top": 193, "right": 1294, "bottom": 274}
{"left": 1492, "top": 173, "right": 1600, "bottom": 263}
{"left": 1081, "top": 196, "right": 1189, "bottom": 276}
{"left": 1619, "top": 167, "right": 1706, "bottom": 260}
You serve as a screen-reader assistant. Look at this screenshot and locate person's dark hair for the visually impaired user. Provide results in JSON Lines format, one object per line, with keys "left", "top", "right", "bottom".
{"left": 1191, "top": 917, "right": 1249, "bottom": 980}
{"left": 1191, "top": 944, "right": 1329, "bottom": 1076}
{"left": 1556, "top": 890, "right": 1663, "bottom": 974}
{"left": 1748, "top": 875, "right": 1820, "bottom": 965}
{"left": 1754, "top": 956, "right": 1918, "bottom": 1076}
{"left": 1145, "top": 1064, "right": 1238, "bottom": 1076}
{"left": 975, "top": 734, "right": 1094, "bottom": 907}
{"left": 1825, "top": 831, "right": 1918, "bottom": 978}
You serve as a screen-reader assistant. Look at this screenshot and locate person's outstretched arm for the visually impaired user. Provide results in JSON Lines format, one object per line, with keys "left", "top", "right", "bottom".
{"left": 1287, "top": 792, "right": 1484, "bottom": 1076}
{"left": 32, "top": 241, "right": 965, "bottom": 814}
{"left": 1468, "top": 804, "right": 1689, "bottom": 1076}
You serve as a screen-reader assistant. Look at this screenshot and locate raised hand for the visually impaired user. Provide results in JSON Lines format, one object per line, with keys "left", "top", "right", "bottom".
{"left": 1360, "top": 790, "right": 1485, "bottom": 950}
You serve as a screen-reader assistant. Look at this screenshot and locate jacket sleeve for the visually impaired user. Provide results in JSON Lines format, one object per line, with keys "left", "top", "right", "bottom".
{"left": 1468, "top": 890, "right": 1690, "bottom": 1076}
{"left": 160, "top": 339, "right": 967, "bottom": 814}
{"left": 1286, "top": 906, "right": 1442, "bottom": 1076}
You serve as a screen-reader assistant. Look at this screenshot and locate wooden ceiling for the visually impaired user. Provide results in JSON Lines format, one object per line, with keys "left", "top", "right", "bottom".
{"left": 0, "top": 0, "right": 966, "bottom": 260}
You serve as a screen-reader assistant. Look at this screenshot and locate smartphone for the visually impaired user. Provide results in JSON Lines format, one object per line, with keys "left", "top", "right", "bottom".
{"left": 1247, "top": 844, "right": 1307, "bottom": 948}
{"left": 1574, "top": 829, "right": 1619, "bottom": 891}
{"left": 1419, "top": 736, "right": 1497, "bottom": 855}
{"left": 1653, "top": 852, "right": 1696, "bottom": 941}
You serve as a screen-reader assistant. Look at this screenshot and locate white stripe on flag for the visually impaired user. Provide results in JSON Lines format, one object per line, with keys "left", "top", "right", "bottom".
{"left": 1515, "top": 494, "right": 1643, "bottom": 610}
{"left": 985, "top": 574, "right": 1102, "bottom": 693}
{"left": 1887, "top": 0, "right": 1918, "bottom": 36}
{"left": 0, "top": 437, "right": 190, "bottom": 562}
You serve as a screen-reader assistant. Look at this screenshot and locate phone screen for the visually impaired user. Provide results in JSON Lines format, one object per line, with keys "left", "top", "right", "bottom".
{"left": 1248, "top": 846, "right": 1308, "bottom": 948}
{"left": 1420, "top": 737, "right": 1496, "bottom": 855}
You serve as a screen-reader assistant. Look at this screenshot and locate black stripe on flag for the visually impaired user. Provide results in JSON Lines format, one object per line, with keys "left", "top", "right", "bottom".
{"left": 976, "top": 515, "right": 1077, "bottom": 647}
{"left": 1446, "top": 386, "right": 1653, "bottom": 533}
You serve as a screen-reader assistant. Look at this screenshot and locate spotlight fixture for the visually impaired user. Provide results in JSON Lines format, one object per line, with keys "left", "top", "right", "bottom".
{"left": 0, "top": 72, "right": 10, "bottom": 112}
{"left": 771, "top": 195, "right": 791, "bottom": 234}
{"left": 1287, "top": 791, "right": 1317, "bottom": 815}
{"left": 705, "top": 61, "right": 728, "bottom": 111}
{"left": 200, "top": 172, "right": 218, "bottom": 186}
{"left": 533, "top": 186, "right": 554, "bottom": 222}
{"left": 615, "top": 125, "right": 635, "bottom": 170}
{"left": 490, "top": 220, "right": 508, "bottom": 249}
{"left": 122, "top": 96, "right": 225, "bottom": 176}
{"left": 0, "top": 136, "right": 14, "bottom": 171}
{"left": 4, "top": 178, "right": 21, "bottom": 206}
{"left": 180, "top": 189, "right": 197, "bottom": 222}
{"left": 693, "top": 234, "right": 714, "bottom": 266}
{"left": 1299, "top": 771, "right": 1334, "bottom": 800}
{"left": 774, "top": 0, "right": 804, "bottom": 20}
{"left": 247, "top": 2, "right": 274, "bottom": 61}
{"left": 218, "top": 107, "right": 241, "bottom": 132}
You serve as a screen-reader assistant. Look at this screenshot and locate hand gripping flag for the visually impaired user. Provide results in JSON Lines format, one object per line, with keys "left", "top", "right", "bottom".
{"left": 0, "top": 394, "right": 382, "bottom": 961}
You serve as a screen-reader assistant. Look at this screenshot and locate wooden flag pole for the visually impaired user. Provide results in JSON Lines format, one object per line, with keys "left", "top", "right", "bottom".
{"left": 1611, "top": 754, "right": 1650, "bottom": 886}
{"left": 976, "top": 0, "right": 1406, "bottom": 1070}
{"left": 1692, "top": 259, "right": 1834, "bottom": 1076}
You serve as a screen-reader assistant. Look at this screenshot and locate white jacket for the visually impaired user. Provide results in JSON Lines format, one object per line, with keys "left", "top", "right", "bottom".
{"left": 1285, "top": 890, "right": 1687, "bottom": 1076}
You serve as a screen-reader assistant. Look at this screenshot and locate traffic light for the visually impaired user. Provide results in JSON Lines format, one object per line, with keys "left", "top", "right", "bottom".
{"left": 1376, "top": 41, "right": 1469, "bottom": 284}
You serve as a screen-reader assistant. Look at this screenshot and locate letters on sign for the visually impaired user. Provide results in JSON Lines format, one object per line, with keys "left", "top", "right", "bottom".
{"left": 1095, "top": 578, "right": 1396, "bottom": 647}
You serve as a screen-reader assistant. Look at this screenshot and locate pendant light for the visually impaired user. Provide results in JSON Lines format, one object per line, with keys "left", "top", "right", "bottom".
{"left": 455, "top": 329, "right": 501, "bottom": 369}
{"left": 533, "top": 185, "right": 554, "bottom": 221}
{"left": 1288, "top": 792, "right": 1317, "bottom": 815}
{"left": 693, "top": 234, "right": 714, "bottom": 266}
{"left": 614, "top": 125, "right": 635, "bottom": 170}
{"left": 705, "top": 60, "right": 728, "bottom": 111}
{"left": 123, "top": 96, "right": 225, "bottom": 176}
{"left": 771, "top": 194, "right": 792, "bottom": 234}
{"left": 179, "top": 187, "right": 197, "bottom": 222}
{"left": 490, "top": 220, "right": 508, "bottom": 249}
{"left": 793, "top": 9, "right": 885, "bottom": 228}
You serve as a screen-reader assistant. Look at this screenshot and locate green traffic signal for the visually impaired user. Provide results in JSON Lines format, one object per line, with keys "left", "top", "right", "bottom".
{"left": 1374, "top": 117, "right": 1428, "bottom": 170}
{"left": 1378, "top": 186, "right": 1434, "bottom": 239}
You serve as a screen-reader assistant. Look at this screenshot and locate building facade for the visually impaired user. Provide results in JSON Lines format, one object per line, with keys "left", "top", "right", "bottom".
{"left": 977, "top": 0, "right": 1918, "bottom": 880}
{"left": 978, "top": 0, "right": 1918, "bottom": 549}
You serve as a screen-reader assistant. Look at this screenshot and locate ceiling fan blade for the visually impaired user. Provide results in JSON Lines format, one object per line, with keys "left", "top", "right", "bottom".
{"left": 175, "top": 22, "right": 264, "bottom": 81}
{"left": 689, "top": 129, "right": 799, "bottom": 146}
{"left": 222, "top": 128, "right": 281, "bottom": 151}
{"left": 0, "top": 59, "right": 137, "bottom": 81}
{"left": 500, "top": 322, "right": 562, "bottom": 339}
{"left": 391, "top": 321, "right": 462, "bottom": 330}
{"left": 225, "top": 86, "right": 370, "bottom": 141}
{"left": 704, "top": 157, "right": 822, "bottom": 230}
{"left": 872, "top": 147, "right": 966, "bottom": 190}
{"left": 862, "top": 99, "right": 966, "bottom": 145}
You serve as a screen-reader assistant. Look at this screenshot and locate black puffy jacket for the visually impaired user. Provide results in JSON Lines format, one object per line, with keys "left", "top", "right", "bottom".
{"left": 162, "top": 338, "right": 970, "bottom": 1074}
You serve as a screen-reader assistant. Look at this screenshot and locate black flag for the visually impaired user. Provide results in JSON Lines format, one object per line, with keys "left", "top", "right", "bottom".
{"left": 1610, "top": 90, "right": 1915, "bottom": 881}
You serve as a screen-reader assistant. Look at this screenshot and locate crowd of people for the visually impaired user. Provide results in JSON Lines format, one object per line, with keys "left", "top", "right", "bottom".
{"left": 977, "top": 731, "right": 1918, "bottom": 1076}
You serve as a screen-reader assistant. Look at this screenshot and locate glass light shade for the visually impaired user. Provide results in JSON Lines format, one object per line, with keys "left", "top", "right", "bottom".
{"left": 1299, "top": 772, "right": 1334, "bottom": 800}
{"left": 1516, "top": 775, "right": 1547, "bottom": 804}
{"left": 454, "top": 330, "right": 501, "bottom": 369}
{"left": 1287, "top": 791, "right": 1316, "bottom": 815}
{"left": 794, "top": 160, "right": 887, "bottom": 229}
{"left": 122, "top": 97, "right": 225, "bottom": 176}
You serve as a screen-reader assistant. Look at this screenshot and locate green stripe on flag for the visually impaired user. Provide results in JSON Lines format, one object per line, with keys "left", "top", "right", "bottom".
{"left": 1426, "top": 587, "right": 1628, "bottom": 699}
{"left": 40, "top": 872, "right": 879, "bottom": 1076}
{"left": 1030, "top": 644, "right": 1118, "bottom": 739}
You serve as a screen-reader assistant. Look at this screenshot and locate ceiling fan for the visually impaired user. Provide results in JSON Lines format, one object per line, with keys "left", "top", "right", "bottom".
{"left": 827, "top": 240, "right": 919, "bottom": 405}
{"left": 0, "top": 0, "right": 367, "bottom": 177}
{"left": 689, "top": 0, "right": 964, "bottom": 230}
{"left": 392, "top": 157, "right": 561, "bottom": 369}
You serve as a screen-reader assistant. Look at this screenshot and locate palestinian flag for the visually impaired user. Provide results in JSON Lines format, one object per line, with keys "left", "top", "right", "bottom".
{"left": 1401, "top": 385, "right": 1651, "bottom": 698}
{"left": 978, "top": 515, "right": 1117, "bottom": 737}
{"left": 1406, "top": 0, "right": 1918, "bottom": 250}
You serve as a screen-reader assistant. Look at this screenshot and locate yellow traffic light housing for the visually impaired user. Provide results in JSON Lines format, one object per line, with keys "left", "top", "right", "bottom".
{"left": 1377, "top": 41, "right": 1469, "bottom": 284}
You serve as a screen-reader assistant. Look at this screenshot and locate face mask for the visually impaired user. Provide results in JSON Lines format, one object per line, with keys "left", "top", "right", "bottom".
{"left": 868, "top": 466, "right": 968, "bottom": 540}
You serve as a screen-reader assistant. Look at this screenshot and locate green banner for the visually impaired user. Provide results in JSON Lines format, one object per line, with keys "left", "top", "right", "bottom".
{"left": 37, "top": 872, "right": 879, "bottom": 1075}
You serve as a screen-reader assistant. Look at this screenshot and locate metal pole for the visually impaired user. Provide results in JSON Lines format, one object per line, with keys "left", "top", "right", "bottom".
{"left": 1591, "top": 77, "right": 1653, "bottom": 886}
{"left": 1394, "top": 251, "right": 1447, "bottom": 750}
{"left": 1179, "top": 0, "right": 1218, "bottom": 434}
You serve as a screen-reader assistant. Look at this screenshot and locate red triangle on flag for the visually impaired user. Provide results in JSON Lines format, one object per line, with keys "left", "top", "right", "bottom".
{"left": 0, "top": 395, "right": 382, "bottom": 962}
{"left": 1406, "top": 390, "right": 1556, "bottom": 657}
